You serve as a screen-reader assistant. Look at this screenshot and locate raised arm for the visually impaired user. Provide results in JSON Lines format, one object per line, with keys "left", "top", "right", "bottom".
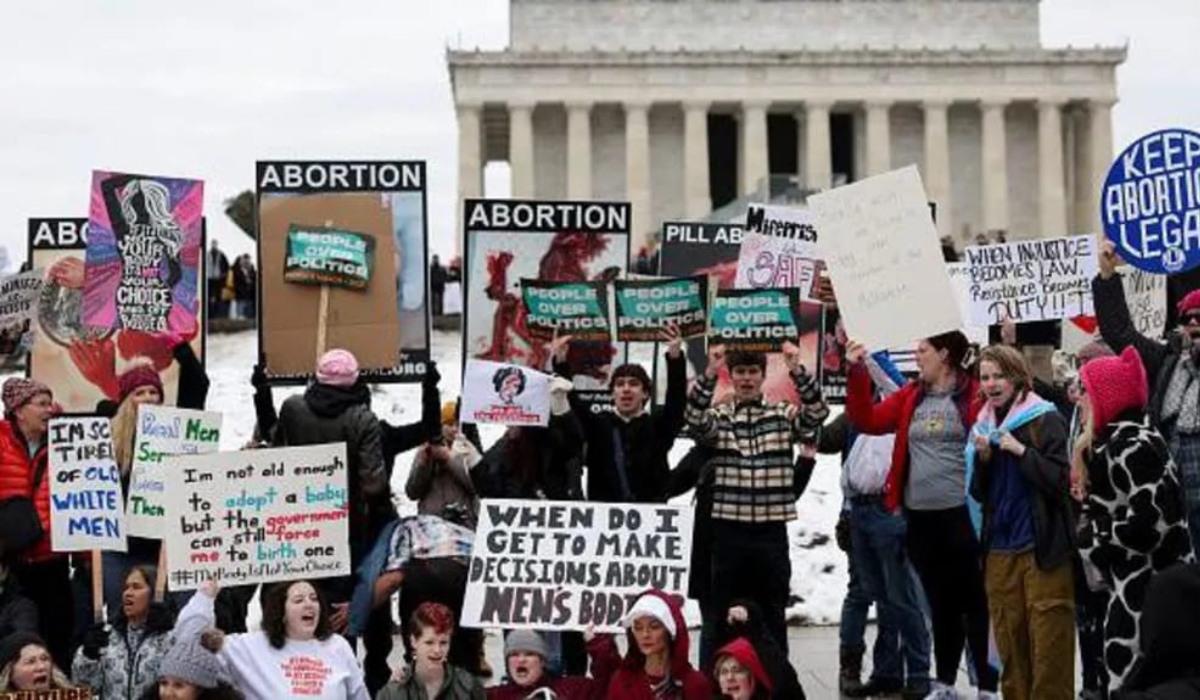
{"left": 844, "top": 342, "right": 906, "bottom": 436}
{"left": 405, "top": 447, "right": 437, "bottom": 501}
{"left": 783, "top": 342, "right": 830, "bottom": 445}
{"left": 653, "top": 325, "right": 688, "bottom": 439}
{"left": 173, "top": 339, "right": 210, "bottom": 410}
{"left": 684, "top": 344, "right": 725, "bottom": 444}
{"left": 1092, "top": 240, "right": 1170, "bottom": 377}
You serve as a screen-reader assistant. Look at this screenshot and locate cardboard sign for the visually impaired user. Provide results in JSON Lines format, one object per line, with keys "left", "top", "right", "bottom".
{"left": 808, "top": 165, "right": 961, "bottom": 350}
{"left": 284, "top": 226, "right": 375, "bottom": 290}
{"left": 460, "top": 359, "right": 551, "bottom": 427}
{"left": 964, "top": 235, "right": 1096, "bottom": 325}
{"left": 164, "top": 443, "right": 350, "bottom": 590}
{"left": 126, "top": 405, "right": 222, "bottom": 539}
{"left": 0, "top": 269, "right": 43, "bottom": 359}
{"left": 613, "top": 276, "right": 708, "bottom": 341}
{"left": 1101, "top": 128, "right": 1200, "bottom": 273}
{"left": 258, "top": 161, "right": 429, "bottom": 383}
{"left": 947, "top": 263, "right": 990, "bottom": 345}
{"left": 462, "top": 500, "right": 694, "bottom": 632}
{"left": 709, "top": 288, "right": 801, "bottom": 352}
{"left": 49, "top": 417, "right": 126, "bottom": 553}
{"left": 0, "top": 689, "right": 94, "bottom": 699}
{"left": 520, "top": 279, "right": 611, "bottom": 342}
{"left": 84, "top": 171, "right": 204, "bottom": 333}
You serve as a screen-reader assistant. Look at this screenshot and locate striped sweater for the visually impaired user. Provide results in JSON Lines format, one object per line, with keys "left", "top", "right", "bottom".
{"left": 685, "top": 367, "right": 829, "bottom": 522}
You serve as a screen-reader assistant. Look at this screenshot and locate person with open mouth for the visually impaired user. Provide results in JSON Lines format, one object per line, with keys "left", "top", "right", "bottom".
{"left": 486, "top": 627, "right": 618, "bottom": 700}
{"left": 0, "top": 631, "right": 78, "bottom": 693}
{"left": 712, "top": 637, "right": 772, "bottom": 700}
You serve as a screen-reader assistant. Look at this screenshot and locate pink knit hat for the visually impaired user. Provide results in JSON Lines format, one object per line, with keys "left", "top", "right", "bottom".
{"left": 119, "top": 363, "right": 164, "bottom": 402}
{"left": 316, "top": 349, "right": 359, "bottom": 387}
{"left": 1080, "top": 346, "right": 1148, "bottom": 435}
{"left": 1178, "top": 289, "right": 1200, "bottom": 316}
{"left": 2, "top": 378, "right": 52, "bottom": 413}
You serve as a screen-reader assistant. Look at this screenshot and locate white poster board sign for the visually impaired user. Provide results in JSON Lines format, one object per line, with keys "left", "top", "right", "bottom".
{"left": 807, "top": 165, "right": 960, "bottom": 350}
{"left": 164, "top": 443, "right": 349, "bottom": 590}
{"left": 735, "top": 231, "right": 822, "bottom": 300}
{"left": 1120, "top": 265, "right": 1168, "bottom": 340}
{"left": 126, "top": 405, "right": 222, "bottom": 539}
{"left": 947, "top": 263, "right": 989, "bottom": 346}
{"left": 49, "top": 417, "right": 127, "bottom": 552}
{"left": 462, "top": 499, "right": 694, "bottom": 632}
{"left": 443, "top": 281, "right": 463, "bottom": 315}
{"left": 0, "top": 269, "right": 43, "bottom": 358}
{"left": 461, "top": 359, "right": 551, "bottom": 427}
{"left": 964, "top": 235, "right": 1097, "bottom": 325}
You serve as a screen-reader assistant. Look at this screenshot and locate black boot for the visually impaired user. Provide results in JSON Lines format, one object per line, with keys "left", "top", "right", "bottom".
{"left": 848, "top": 677, "right": 903, "bottom": 698}
{"left": 839, "top": 645, "right": 865, "bottom": 695}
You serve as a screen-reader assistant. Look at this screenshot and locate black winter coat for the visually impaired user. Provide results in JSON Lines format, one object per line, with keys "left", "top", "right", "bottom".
{"left": 717, "top": 599, "right": 806, "bottom": 700}
{"left": 471, "top": 414, "right": 584, "bottom": 501}
{"left": 1116, "top": 563, "right": 1200, "bottom": 699}
{"left": 0, "top": 582, "right": 37, "bottom": 639}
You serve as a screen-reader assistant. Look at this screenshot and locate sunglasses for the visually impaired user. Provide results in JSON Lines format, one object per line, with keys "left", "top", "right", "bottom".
{"left": 1183, "top": 313, "right": 1200, "bottom": 327}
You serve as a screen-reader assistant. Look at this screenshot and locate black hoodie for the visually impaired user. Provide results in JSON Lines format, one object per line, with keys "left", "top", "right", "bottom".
{"left": 1116, "top": 563, "right": 1200, "bottom": 699}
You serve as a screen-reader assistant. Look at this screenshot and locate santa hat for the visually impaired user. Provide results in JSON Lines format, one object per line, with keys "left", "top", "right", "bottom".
{"left": 621, "top": 594, "right": 678, "bottom": 639}
{"left": 1080, "top": 345, "right": 1148, "bottom": 435}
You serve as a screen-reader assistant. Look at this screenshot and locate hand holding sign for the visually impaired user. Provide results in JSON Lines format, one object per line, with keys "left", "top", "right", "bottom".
{"left": 661, "top": 323, "right": 682, "bottom": 358}
{"left": 781, "top": 341, "right": 804, "bottom": 371}
{"left": 1098, "top": 239, "right": 1120, "bottom": 280}
{"left": 845, "top": 340, "right": 868, "bottom": 365}
{"left": 706, "top": 344, "right": 726, "bottom": 378}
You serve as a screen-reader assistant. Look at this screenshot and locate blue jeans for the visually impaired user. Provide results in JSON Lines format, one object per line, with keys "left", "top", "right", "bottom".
{"left": 850, "top": 501, "right": 931, "bottom": 684}
{"left": 839, "top": 547, "right": 873, "bottom": 651}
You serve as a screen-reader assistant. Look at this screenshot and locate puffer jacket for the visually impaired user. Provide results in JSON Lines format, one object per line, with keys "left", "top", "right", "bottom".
{"left": 72, "top": 604, "right": 176, "bottom": 700}
{"left": 605, "top": 590, "right": 712, "bottom": 700}
{"left": 0, "top": 418, "right": 56, "bottom": 562}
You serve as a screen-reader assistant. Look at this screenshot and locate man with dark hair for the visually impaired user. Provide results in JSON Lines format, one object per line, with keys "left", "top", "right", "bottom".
{"left": 552, "top": 324, "right": 686, "bottom": 503}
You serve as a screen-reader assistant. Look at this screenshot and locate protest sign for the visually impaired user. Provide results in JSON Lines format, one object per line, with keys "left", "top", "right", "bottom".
{"left": 1120, "top": 266, "right": 1168, "bottom": 338}
{"left": 821, "top": 307, "right": 849, "bottom": 402}
{"left": 283, "top": 226, "right": 375, "bottom": 290}
{"left": 460, "top": 359, "right": 551, "bottom": 427}
{"left": 28, "top": 218, "right": 206, "bottom": 413}
{"left": 613, "top": 276, "right": 707, "bottom": 341}
{"left": 258, "top": 161, "right": 429, "bottom": 383}
{"left": 0, "top": 269, "right": 43, "bottom": 360}
{"left": 520, "top": 279, "right": 611, "bottom": 343}
{"left": 735, "top": 231, "right": 823, "bottom": 300}
{"left": 48, "top": 417, "right": 126, "bottom": 553}
{"left": 444, "top": 281, "right": 463, "bottom": 315}
{"left": 1101, "top": 128, "right": 1200, "bottom": 274}
{"left": 947, "top": 263, "right": 990, "bottom": 345}
{"left": 126, "top": 405, "right": 222, "bottom": 539}
{"left": 709, "top": 288, "right": 802, "bottom": 352}
{"left": 0, "top": 689, "right": 93, "bottom": 699}
{"left": 462, "top": 500, "right": 694, "bottom": 632}
{"left": 163, "top": 443, "right": 350, "bottom": 590}
{"left": 963, "top": 235, "right": 1096, "bottom": 325}
{"left": 84, "top": 172, "right": 203, "bottom": 334}
{"left": 808, "top": 165, "right": 960, "bottom": 350}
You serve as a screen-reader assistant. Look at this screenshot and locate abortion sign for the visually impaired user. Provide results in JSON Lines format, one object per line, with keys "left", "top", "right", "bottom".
{"left": 520, "top": 280, "right": 610, "bottom": 342}
{"left": 126, "top": 405, "right": 222, "bottom": 539}
{"left": 49, "top": 417, "right": 126, "bottom": 552}
{"left": 613, "top": 276, "right": 707, "bottom": 341}
{"left": 164, "top": 444, "right": 350, "bottom": 590}
{"left": 709, "top": 288, "right": 801, "bottom": 352}
{"left": 1102, "top": 128, "right": 1200, "bottom": 273}
{"left": 460, "top": 359, "right": 551, "bottom": 427}
{"left": 284, "top": 226, "right": 375, "bottom": 290}
{"left": 964, "top": 235, "right": 1097, "bottom": 325}
{"left": 462, "top": 500, "right": 694, "bottom": 632}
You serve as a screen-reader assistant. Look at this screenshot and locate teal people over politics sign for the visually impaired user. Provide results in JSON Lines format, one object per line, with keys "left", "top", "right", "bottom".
{"left": 520, "top": 279, "right": 611, "bottom": 342}
{"left": 284, "top": 225, "right": 375, "bottom": 290}
{"left": 708, "top": 288, "right": 800, "bottom": 352}
{"left": 613, "top": 276, "right": 708, "bottom": 342}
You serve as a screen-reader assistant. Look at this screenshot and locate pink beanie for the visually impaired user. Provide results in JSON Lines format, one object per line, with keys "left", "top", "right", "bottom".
{"left": 316, "top": 349, "right": 359, "bottom": 387}
{"left": 119, "top": 364, "right": 164, "bottom": 402}
{"left": 1080, "top": 346, "right": 1148, "bottom": 435}
{"left": 1178, "top": 289, "right": 1200, "bottom": 316}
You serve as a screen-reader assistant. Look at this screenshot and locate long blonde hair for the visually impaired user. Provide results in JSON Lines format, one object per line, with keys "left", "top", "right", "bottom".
{"left": 0, "top": 661, "right": 75, "bottom": 691}
{"left": 1071, "top": 398, "right": 1095, "bottom": 491}
{"left": 112, "top": 393, "right": 140, "bottom": 477}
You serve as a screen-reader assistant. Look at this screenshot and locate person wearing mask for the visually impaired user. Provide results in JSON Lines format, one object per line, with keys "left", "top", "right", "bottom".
{"left": 967, "top": 345, "right": 1076, "bottom": 700}
{"left": 0, "top": 562, "right": 37, "bottom": 640}
{"left": 684, "top": 343, "right": 829, "bottom": 657}
{"left": 0, "top": 632, "right": 78, "bottom": 692}
{"left": 486, "top": 628, "right": 619, "bottom": 700}
{"left": 712, "top": 638, "right": 773, "bottom": 700}
{"left": 375, "top": 602, "right": 483, "bottom": 700}
{"left": 1073, "top": 346, "right": 1195, "bottom": 694}
{"left": 406, "top": 402, "right": 481, "bottom": 528}
{"left": 138, "top": 639, "right": 245, "bottom": 700}
{"left": 0, "top": 378, "right": 73, "bottom": 669}
{"left": 845, "top": 331, "right": 1000, "bottom": 699}
{"left": 1115, "top": 563, "right": 1200, "bottom": 699}
{"left": 605, "top": 590, "right": 711, "bottom": 699}
{"left": 1093, "top": 239, "right": 1200, "bottom": 557}
{"left": 176, "top": 580, "right": 369, "bottom": 700}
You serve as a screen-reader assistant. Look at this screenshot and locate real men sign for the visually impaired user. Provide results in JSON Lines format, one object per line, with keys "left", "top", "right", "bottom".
{"left": 126, "top": 405, "right": 222, "bottom": 539}
{"left": 520, "top": 279, "right": 610, "bottom": 342}
{"left": 964, "top": 235, "right": 1097, "bottom": 325}
{"left": 462, "top": 500, "right": 694, "bottom": 632}
{"left": 284, "top": 226, "right": 375, "bottom": 290}
{"left": 709, "top": 288, "right": 801, "bottom": 352}
{"left": 614, "top": 276, "right": 707, "bottom": 341}
{"left": 1102, "top": 128, "right": 1200, "bottom": 273}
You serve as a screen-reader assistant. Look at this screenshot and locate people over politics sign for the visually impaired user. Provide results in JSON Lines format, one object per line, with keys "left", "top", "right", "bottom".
{"left": 520, "top": 279, "right": 611, "bottom": 342}
{"left": 613, "top": 276, "right": 708, "bottom": 341}
{"left": 284, "top": 226, "right": 376, "bottom": 290}
{"left": 708, "top": 288, "right": 801, "bottom": 352}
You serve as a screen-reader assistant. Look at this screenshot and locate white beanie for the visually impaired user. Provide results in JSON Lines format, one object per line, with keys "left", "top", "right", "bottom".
{"left": 621, "top": 595, "right": 677, "bottom": 639}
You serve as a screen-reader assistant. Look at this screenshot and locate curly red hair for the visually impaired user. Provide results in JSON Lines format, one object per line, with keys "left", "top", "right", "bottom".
{"left": 410, "top": 602, "right": 455, "bottom": 637}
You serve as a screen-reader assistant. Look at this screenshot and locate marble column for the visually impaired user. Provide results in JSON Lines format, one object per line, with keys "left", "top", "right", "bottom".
{"left": 508, "top": 101, "right": 535, "bottom": 198}
{"left": 625, "top": 101, "right": 652, "bottom": 249}
{"left": 865, "top": 101, "right": 892, "bottom": 176}
{"left": 684, "top": 101, "right": 711, "bottom": 218}
{"left": 980, "top": 99, "right": 1009, "bottom": 234}
{"left": 1038, "top": 98, "right": 1068, "bottom": 239}
{"left": 1089, "top": 99, "right": 1116, "bottom": 233}
{"left": 923, "top": 100, "right": 952, "bottom": 239}
{"left": 566, "top": 101, "right": 592, "bottom": 199}
{"left": 741, "top": 100, "right": 770, "bottom": 196}
{"left": 805, "top": 101, "right": 832, "bottom": 191}
{"left": 456, "top": 102, "right": 483, "bottom": 254}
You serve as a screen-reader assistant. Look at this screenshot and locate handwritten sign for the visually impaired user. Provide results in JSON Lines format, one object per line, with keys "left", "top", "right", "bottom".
{"left": 49, "top": 417, "right": 126, "bottom": 552}
{"left": 613, "top": 276, "right": 707, "bottom": 341}
{"left": 708, "top": 288, "right": 801, "bottom": 352}
{"left": 520, "top": 279, "right": 611, "bottom": 342}
{"left": 1121, "top": 266, "right": 1168, "bottom": 339}
{"left": 164, "top": 444, "right": 350, "bottom": 590}
{"left": 126, "top": 405, "right": 222, "bottom": 539}
{"left": 462, "top": 500, "right": 694, "bottom": 632}
{"left": 738, "top": 205, "right": 823, "bottom": 300}
{"left": 283, "top": 226, "right": 375, "bottom": 290}
{"left": 0, "top": 269, "right": 43, "bottom": 359}
{"left": 461, "top": 359, "right": 551, "bottom": 427}
{"left": 808, "top": 165, "right": 960, "bottom": 350}
{"left": 964, "top": 235, "right": 1096, "bottom": 325}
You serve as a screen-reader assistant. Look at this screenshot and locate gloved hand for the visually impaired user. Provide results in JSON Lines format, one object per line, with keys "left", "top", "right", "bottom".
{"left": 423, "top": 360, "right": 441, "bottom": 389}
{"left": 549, "top": 376, "right": 574, "bottom": 416}
{"left": 835, "top": 511, "right": 852, "bottom": 553}
{"left": 251, "top": 363, "right": 268, "bottom": 390}
{"left": 82, "top": 623, "right": 109, "bottom": 660}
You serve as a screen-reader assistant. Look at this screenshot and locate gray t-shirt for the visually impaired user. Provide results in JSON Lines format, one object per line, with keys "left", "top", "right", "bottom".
{"left": 905, "top": 389, "right": 967, "bottom": 510}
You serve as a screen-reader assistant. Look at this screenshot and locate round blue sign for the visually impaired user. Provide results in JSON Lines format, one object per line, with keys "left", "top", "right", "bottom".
{"left": 1101, "top": 128, "right": 1200, "bottom": 274}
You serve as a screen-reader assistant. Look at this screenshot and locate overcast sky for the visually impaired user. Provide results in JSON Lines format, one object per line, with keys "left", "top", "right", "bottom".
{"left": 1, "top": 0, "right": 1197, "bottom": 269}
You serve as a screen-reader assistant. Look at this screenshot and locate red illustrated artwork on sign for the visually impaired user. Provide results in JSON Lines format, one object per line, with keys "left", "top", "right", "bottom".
{"left": 281, "top": 655, "right": 333, "bottom": 696}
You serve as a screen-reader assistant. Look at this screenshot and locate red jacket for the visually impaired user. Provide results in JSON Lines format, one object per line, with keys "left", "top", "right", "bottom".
{"left": 845, "top": 364, "right": 981, "bottom": 512}
{"left": 487, "top": 636, "right": 620, "bottom": 700}
{"left": 605, "top": 591, "right": 712, "bottom": 700}
{"left": 0, "top": 419, "right": 57, "bottom": 562}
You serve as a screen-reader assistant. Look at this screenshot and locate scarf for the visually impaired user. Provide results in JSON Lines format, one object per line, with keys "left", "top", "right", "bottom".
{"left": 1162, "top": 353, "right": 1200, "bottom": 434}
{"left": 964, "top": 391, "right": 1057, "bottom": 535}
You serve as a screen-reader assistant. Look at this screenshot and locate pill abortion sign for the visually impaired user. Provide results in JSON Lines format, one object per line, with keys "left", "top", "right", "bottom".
{"left": 1101, "top": 128, "right": 1200, "bottom": 274}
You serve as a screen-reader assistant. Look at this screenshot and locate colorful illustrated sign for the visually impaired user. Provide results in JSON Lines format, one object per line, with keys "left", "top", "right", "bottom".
{"left": 126, "top": 405, "right": 222, "bottom": 539}
{"left": 84, "top": 172, "right": 203, "bottom": 333}
{"left": 709, "top": 288, "right": 802, "bottom": 352}
{"left": 49, "top": 417, "right": 126, "bottom": 553}
{"left": 520, "top": 279, "right": 611, "bottom": 343}
{"left": 0, "top": 269, "right": 43, "bottom": 360}
{"left": 1101, "top": 128, "right": 1200, "bottom": 273}
{"left": 164, "top": 443, "right": 350, "bottom": 590}
{"left": 462, "top": 500, "right": 694, "bottom": 632}
{"left": 964, "top": 235, "right": 1097, "bottom": 325}
{"left": 735, "top": 231, "right": 823, "bottom": 300}
{"left": 460, "top": 359, "right": 551, "bottom": 427}
{"left": 613, "top": 276, "right": 708, "bottom": 341}
{"left": 284, "top": 226, "right": 375, "bottom": 290}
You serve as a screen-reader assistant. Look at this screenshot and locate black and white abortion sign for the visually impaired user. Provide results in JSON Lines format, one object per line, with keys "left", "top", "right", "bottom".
{"left": 964, "top": 235, "right": 1097, "bottom": 325}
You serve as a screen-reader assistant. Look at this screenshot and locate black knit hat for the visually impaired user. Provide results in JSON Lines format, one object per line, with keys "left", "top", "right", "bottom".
{"left": 0, "top": 631, "right": 46, "bottom": 670}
